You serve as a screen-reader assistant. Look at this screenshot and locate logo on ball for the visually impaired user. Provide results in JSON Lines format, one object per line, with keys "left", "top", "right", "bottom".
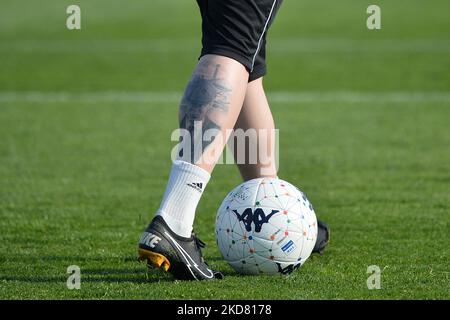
{"left": 276, "top": 262, "right": 301, "bottom": 275}
{"left": 233, "top": 208, "right": 279, "bottom": 232}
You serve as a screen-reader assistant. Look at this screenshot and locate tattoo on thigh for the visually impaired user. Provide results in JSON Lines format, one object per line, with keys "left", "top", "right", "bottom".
{"left": 179, "top": 64, "right": 232, "bottom": 162}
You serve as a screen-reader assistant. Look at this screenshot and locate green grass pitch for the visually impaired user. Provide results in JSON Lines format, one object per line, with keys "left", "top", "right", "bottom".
{"left": 0, "top": 0, "right": 449, "bottom": 299}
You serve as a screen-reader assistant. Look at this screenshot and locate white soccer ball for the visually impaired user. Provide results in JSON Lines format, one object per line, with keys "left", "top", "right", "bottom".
{"left": 215, "top": 178, "right": 318, "bottom": 275}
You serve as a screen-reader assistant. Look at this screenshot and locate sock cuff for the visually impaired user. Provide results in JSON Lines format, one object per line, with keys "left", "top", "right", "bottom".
{"left": 173, "top": 160, "right": 211, "bottom": 182}
{"left": 156, "top": 161, "right": 211, "bottom": 237}
{"left": 156, "top": 211, "right": 193, "bottom": 238}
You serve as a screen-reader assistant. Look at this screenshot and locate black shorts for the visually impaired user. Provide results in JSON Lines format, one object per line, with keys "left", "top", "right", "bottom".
{"left": 196, "top": 0, "right": 283, "bottom": 82}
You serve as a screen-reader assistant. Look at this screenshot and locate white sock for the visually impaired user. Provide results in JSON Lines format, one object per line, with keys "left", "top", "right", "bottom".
{"left": 156, "top": 160, "right": 211, "bottom": 238}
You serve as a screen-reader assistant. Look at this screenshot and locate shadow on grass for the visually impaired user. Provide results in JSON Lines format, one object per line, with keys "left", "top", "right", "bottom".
{"left": 0, "top": 255, "right": 174, "bottom": 284}
{"left": 1, "top": 253, "right": 244, "bottom": 284}
{"left": 0, "top": 255, "right": 139, "bottom": 263}
{"left": 0, "top": 269, "right": 243, "bottom": 284}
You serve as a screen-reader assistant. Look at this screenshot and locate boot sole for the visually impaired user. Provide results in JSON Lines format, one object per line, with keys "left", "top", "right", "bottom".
{"left": 138, "top": 248, "right": 171, "bottom": 272}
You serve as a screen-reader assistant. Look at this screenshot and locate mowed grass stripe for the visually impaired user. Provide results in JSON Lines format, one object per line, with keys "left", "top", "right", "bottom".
{"left": 1, "top": 91, "right": 450, "bottom": 104}
{"left": 2, "top": 38, "right": 450, "bottom": 53}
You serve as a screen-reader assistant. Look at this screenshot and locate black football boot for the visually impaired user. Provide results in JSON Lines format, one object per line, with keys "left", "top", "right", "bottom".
{"left": 312, "top": 219, "right": 330, "bottom": 255}
{"left": 138, "top": 215, "right": 223, "bottom": 281}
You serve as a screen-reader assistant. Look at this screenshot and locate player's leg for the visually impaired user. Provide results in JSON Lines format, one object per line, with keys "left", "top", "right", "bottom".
{"left": 138, "top": 55, "right": 248, "bottom": 280}
{"left": 154, "top": 54, "right": 248, "bottom": 239}
{"left": 231, "top": 77, "right": 278, "bottom": 180}
{"left": 232, "top": 78, "right": 330, "bottom": 254}
{"left": 158, "top": 54, "right": 248, "bottom": 236}
{"left": 233, "top": 77, "right": 331, "bottom": 255}
{"left": 179, "top": 54, "right": 249, "bottom": 174}
{"left": 138, "top": 0, "right": 284, "bottom": 281}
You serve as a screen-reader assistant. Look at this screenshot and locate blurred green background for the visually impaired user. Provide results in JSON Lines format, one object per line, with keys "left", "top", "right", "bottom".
{"left": 1, "top": 0, "right": 449, "bottom": 91}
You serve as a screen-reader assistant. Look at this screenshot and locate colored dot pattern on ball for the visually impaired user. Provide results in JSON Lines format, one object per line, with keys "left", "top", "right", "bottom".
{"left": 217, "top": 179, "right": 317, "bottom": 274}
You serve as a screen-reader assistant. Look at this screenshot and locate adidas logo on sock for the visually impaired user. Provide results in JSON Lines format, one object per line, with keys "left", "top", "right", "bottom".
{"left": 187, "top": 182, "right": 203, "bottom": 193}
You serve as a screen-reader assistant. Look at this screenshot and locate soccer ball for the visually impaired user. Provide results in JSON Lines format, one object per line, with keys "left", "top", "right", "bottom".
{"left": 215, "top": 178, "right": 317, "bottom": 275}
